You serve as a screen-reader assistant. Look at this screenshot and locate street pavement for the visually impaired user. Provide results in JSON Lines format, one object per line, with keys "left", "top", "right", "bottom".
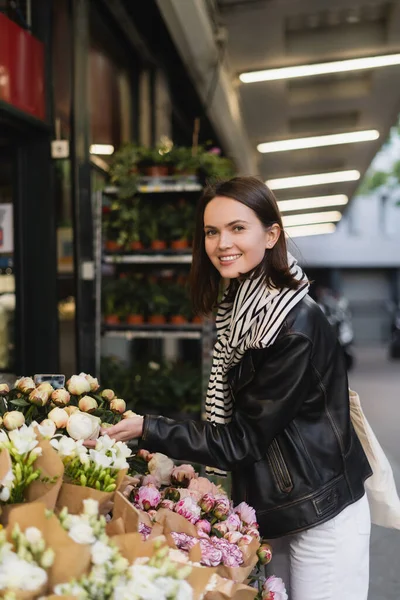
{"left": 349, "top": 345, "right": 400, "bottom": 600}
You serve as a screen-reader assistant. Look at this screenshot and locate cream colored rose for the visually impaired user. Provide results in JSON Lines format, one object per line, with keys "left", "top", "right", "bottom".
{"left": 78, "top": 395, "right": 98, "bottom": 413}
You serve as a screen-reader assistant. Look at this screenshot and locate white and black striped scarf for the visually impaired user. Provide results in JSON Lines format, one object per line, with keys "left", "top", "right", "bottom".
{"left": 205, "top": 254, "right": 309, "bottom": 476}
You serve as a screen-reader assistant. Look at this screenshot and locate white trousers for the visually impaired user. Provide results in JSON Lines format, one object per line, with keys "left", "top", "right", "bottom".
{"left": 266, "top": 493, "right": 370, "bottom": 600}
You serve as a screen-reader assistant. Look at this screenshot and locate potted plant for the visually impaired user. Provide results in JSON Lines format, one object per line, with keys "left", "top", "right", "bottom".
{"left": 147, "top": 281, "right": 170, "bottom": 324}
{"left": 137, "top": 142, "right": 172, "bottom": 177}
{"left": 102, "top": 281, "right": 120, "bottom": 325}
{"left": 109, "top": 144, "right": 141, "bottom": 199}
{"left": 140, "top": 202, "right": 168, "bottom": 250}
{"left": 199, "top": 147, "right": 235, "bottom": 182}
{"left": 169, "top": 146, "right": 200, "bottom": 177}
{"left": 103, "top": 200, "right": 140, "bottom": 251}
{"left": 164, "top": 200, "right": 195, "bottom": 250}
{"left": 167, "top": 281, "right": 192, "bottom": 324}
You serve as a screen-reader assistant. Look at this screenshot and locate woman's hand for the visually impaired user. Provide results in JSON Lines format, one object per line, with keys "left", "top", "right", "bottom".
{"left": 84, "top": 416, "right": 144, "bottom": 447}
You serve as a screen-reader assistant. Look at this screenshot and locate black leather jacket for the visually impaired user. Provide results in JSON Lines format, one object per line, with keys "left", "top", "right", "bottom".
{"left": 140, "top": 295, "right": 372, "bottom": 538}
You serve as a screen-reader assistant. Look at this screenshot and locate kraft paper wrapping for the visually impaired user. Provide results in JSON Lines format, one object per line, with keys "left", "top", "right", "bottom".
{"left": 204, "top": 575, "right": 257, "bottom": 600}
{"left": 5, "top": 502, "right": 92, "bottom": 590}
{"left": 56, "top": 469, "right": 127, "bottom": 515}
{"left": 1, "top": 440, "right": 64, "bottom": 526}
{"left": 0, "top": 447, "right": 12, "bottom": 480}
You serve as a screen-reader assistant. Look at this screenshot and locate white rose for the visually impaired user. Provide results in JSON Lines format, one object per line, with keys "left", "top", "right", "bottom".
{"left": 66, "top": 411, "right": 100, "bottom": 441}
{"left": 148, "top": 453, "right": 174, "bottom": 485}
{"left": 67, "top": 523, "right": 96, "bottom": 545}
{"left": 66, "top": 374, "right": 91, "bottom": 396}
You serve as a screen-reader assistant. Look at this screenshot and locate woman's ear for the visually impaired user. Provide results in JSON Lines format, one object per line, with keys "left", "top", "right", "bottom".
{"left": 265, "top": 223, "right": 281, "bottom": 249}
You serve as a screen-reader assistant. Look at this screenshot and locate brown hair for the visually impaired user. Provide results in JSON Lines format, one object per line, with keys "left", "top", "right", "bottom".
{"left": 189, "top": 176, "right": 302, "bottom": 315}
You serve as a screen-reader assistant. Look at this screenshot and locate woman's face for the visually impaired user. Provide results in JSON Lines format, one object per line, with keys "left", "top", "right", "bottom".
{"left": 204, "top": 195, "right": 273, "bottom": 279}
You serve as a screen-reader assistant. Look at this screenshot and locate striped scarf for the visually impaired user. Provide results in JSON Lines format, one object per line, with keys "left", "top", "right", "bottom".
{"left": 205, "top": 254, "right": 309, "bottom": 476}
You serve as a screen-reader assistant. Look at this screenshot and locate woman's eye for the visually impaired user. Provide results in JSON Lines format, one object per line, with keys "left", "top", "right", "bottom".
{"left": 205, "top": 230, "right": 217, "bottom": 237}
{"left": 233, "top": 225, "right": 244, "bottom": 232}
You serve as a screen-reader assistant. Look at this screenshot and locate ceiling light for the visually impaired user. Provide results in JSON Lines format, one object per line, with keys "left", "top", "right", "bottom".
{"left": 239, "top": 53, "right": 400, "bottom": 83}
{"left": 285, "top": 223, "right": 337, "bottom": 238}
{"left": 282, "top": 210, "right": 342, "bottom": 227}
{"left": 257, "top": 130, "right": 379, "bottom": 153}
{"left": 89, "top": 144, "right": 115, "bottom": 155}
{"left": 278, "top": 194, "right": 348, "bottom": 212}
{"left": 267, "top": 169, "right": 360, "bottom": 190}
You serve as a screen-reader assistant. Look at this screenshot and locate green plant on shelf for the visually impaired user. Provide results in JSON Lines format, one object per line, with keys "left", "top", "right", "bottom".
{"left": 109, "top": 144, "right": 141, "bottom": 199}
{"left": 166, "top": 281, "right": 192, "bottom": 320}
{"left": 139, "top": 202, "right": 171, "bottom": 247}
{"left": 103, "top": 199, "right": 141, "bottom": 248}
{"left": 164, "top": 200, "right": 195, "bottom": 244}
{"left": 169, "top": 146, "right": 200, "bottom": 175}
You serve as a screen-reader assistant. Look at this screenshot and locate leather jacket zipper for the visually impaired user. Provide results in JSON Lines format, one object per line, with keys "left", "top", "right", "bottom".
{"left": 267, "top": 439, "right": 293, "bottom": 494}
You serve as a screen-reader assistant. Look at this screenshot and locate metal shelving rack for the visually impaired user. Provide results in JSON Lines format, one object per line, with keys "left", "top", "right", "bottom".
{"left": 94, "top": 178, "right": 215, "bottom": 412}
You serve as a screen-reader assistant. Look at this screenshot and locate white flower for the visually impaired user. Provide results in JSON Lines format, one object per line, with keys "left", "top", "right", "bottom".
{"left": 66, "top": 374, "right": 91, "bottom": 396}
{"left": 8, "top": 425, "right": 38, "bottom": 454}
{"left": 91, "top": 541, "right": 113, "bottom": 565}
{"left": 79, "top": 372, "right": 100, "bottom": 392}
{"left": 67, "top": 411, "right": 100, "bottom": 440}
{"left": 3, "top": 410, "right": 25, "bottom": 430}
{"left": 95, "top": 434, "right": 116, "bottom": 453}
{"left": 89, "top": 449, "right": 113, "bottom": 469}
{"left": 36, "top": 419, "right": 57, "bottom": 439}
{"left": 0, "top": 486, "right": 10, "bottom": 502}
{"left": 112, "top": 456, "right": 129, "bottom": 470}
{"left": 0, "top": 554, "right": 48, "bottom": 591}
{"left": 50, "top": 435, "right": 80, "bottom": 458}
{"left": 48, "top": 407, "right": 69, "bottom": 428}
{"left": 148, "top": 453, "right": 175, "bottom": 485}
{"left": 68, "top": 522, "right": 96, "bottom": 545}
{"left": 24, "top": 527, "right": 43, "bottom": 545}
{"left": 114, "top": 440, "right": 132, "bottom": 459}
{"left": 83, "top": 498, "right": 99, "bottom": 517}
{"left": 0, "top": 429, "right": 8, "bottom": 445}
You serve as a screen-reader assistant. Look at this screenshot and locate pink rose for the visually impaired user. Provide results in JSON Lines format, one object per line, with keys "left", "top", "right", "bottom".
{"left": 196, "top": 519, "right": 212, "bottom": 537}
{"left": 234, "top": 501, "right": 257, "bottom": 526}
{"left": 213, "top": 496, "right": 231, "bottom": 520}
{"left": 262, "top": 576, "right": 288, "bottom": 600}
{"left": 171, "top": 464, "right": 197, "bottom": 487}
{"left": 135, "top": 484, "right": 161, "bottom": 511}
{"left": 199, "top": 539, "right": 223, "bottom": 567}
{"left": 199, "top": 493, "right": 216, "bottom": 514}
{"left": 224, "top": 531, "right": 243, "bottom": 544}
{"left": 225, "top": 513, "right": 241, "bottom": 532}
{"left": 174, "top": 496, "right": 201, "bottom": 524}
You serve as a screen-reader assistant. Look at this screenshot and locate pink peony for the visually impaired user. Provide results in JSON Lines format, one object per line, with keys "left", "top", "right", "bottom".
{"left": 160, "top": 499, "right": 175, "bottom": 511}
{"left": 135, "top": 484, "right": 161, "bottom": 511}
{"left": 196, "top": 519, "right": 212, "bottom": 537}
{"left": 141, "top": 474, "right": 161, "bottom": 487}
{"left": 234, "top": 501, "right": 257, "bottom": 526}
{"left": 178, "top": 488, "right": 202, "bottom": 502}
{"left": 244, "top": 526, "right": 260, "bottom": 541}
{"left": 138, "top": 523, "right": 152, "bottom": 540}
{"left": 171, "top": 464, "right": 197, "bottom": 487}
{"left": 212, "top": 522, "right": 228, "bottom": 537}
{"left": 224, "top": 531, "right": 243, "bottom": 544}
{"left": 262, "top": 576, "right": 288, "bottom": 600}
{"left": 212, "top": 537, "right": 244, "bottom": 568}
{"left": 237, "top": 534, "right": 254, "bottom": 547}
{"left": 188, "top": 477, "right": 223, "bottom": 497}
{"left": 171, "top": 532, "right": 198, "bottom": 552}
{"left": 257, "top": 543, "right": 273, "bottom": 566}
{"left": 199, "top": 539, "right": 223, "bottom": 567}
{"left": 225, "top": 513, "right": 242, "bottom": 532}
{"left": 213, "top": 495, "right": 231, "bottom": 520}
{"left": 199, "top": 493, "right": 216, "bottom": 514}
{"left": 147, "top": 509, "right": 158, "bottom": 521}
{"left": 174, "top": 496, "right": 201, "bottom": 524}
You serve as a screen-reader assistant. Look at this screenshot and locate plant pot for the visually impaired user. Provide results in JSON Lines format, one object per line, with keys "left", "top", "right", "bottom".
{"left": 172, "top": 167, "right": 197, "bottom": 177}
{"left": 148, "top": 315, "right": 167, "bottom": 325}
{"left": 192, "top": 316, "right": 203, "bottom": 324}
{"left": 151, "top": 240, "right": 167, "bottom": 250}
{"left": 170, "top": 315, "right": 188, "bottom": 325}
{"left": 143, "top": 165, "right": 169, "bottom": 177}
{"left": 126, "top": 314, "right": 144, "bottom": 325}
{"left": 105, "top": 240, "right": 122, "bottom": 252}
{"left": 104, "top": 315, "right": 119, "bottom": 325}
{"left": 130, "top": 240, "right": 144, "bottom": 251}
{"left": 170, "top": 239, "right": 189, "bottom": 250}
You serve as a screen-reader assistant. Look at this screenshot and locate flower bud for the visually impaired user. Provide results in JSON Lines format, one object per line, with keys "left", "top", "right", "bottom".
{"left": 48, "top": 407, "right": 69, "bottom": 429}
{"left": 79, "top": 372, "right": 100, "bottom": 392}
{"left": 257, "top": 542, "right": 273, "bottom": 566}
{"left": 51, "top": 388, "right": 71, "bottom": 407}
{"left": 171, "top": 464, "right": 197, "bottom": 488}
{"left": 101, "top": 388, "right": 115, "bottom": 402}
{"left": 137, "top": 449, "right": 153, "bottom": 462}
{"left": 211, "top": 522, "right": 228, "bottom": 537}
{"left": 200, "top": 493, "right": 216, "bottom": 514}
{"left": 160, "top": 499, "right": 176, "bottom": 511}
{"left": 28, "top": 388, "right": 50, "bottom": 407}
{"left": 213, "top": 496, "right": 231, "bottom": 520}
{"left": 122, "top": 410, "right": 137, "bottom": 419}
{"left": 67, "top": 411, "right": 100, "bottom": 440}
{"left": 245, "top": 526, "right": 260, "bottom": 541}
{"left": 196, "top": 519, "right": 212, "bottom": 536}
{"left": 3, "top": 410, "right": 25, "bottom": 430}
{"left": 110, "top": 398, "right": 126, "bottom": 414}
{"left": 15, "top": 377, "right": 35, "bottom": 394}
{"left": 64, "top": 405, "right": 79, "bottom": 417}
{"left": 0, "top": 383, "right": 9, "bottom": 396}
{"left": 163, "top": 487, "right": 181, "bottom": 502}
{"left": 78, "top": 395, "right": 98, "bottom": 413}
{"left": 224, "top": 531, "right": 243, "bottom": 544}
{"left": 66, "top": 374, "right": 91, "bottom": 396}
{"left": 36, "top": 382, "right": 54, "bottom": 399}
{"left": 237, "top": 534, "right": 254, "bottom": 547}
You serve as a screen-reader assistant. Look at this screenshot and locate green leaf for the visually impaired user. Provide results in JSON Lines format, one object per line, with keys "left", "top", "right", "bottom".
{"left": 10, "top": 398, "right": 30, "bottom": 407}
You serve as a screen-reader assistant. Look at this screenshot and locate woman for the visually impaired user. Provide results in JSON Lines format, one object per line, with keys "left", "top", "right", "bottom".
{"left": 101, "top": 176, "right": 372, "bottom": 599}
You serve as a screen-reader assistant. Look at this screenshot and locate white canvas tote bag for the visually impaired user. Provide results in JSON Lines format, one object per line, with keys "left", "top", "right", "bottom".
{"left": 349, "top": 389, "right": 400, "bottom": 529}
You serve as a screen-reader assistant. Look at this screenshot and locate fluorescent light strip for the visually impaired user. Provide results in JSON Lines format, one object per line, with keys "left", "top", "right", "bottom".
{"left": 282, "top": 210, "right": 342, "bottom": 227}
{"left": 267, "top": 169, "right": 360, "bottom": 190}
{"left": 90, "top": 144, "right": 115, "bottom": 155}
{"left": 240, "top": 53, "right": 400, "bottom": 83}
{"left": 257, "top": 130, "right": 379, "bottom": 153}
{"left": 285, "top": 223, "right": 336, "bottom": 238}
{"left": 278, "top": 194, "right": 348, "bottom": 213}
